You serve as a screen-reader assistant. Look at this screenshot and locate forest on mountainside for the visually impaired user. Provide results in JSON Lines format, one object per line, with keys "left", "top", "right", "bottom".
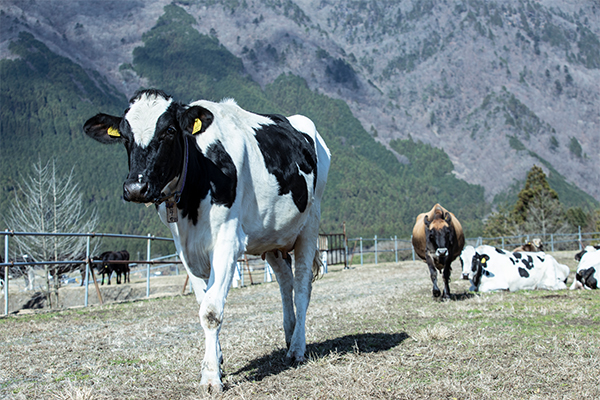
{"left": 0, "top": 3, "right": 598, "bottom": 258}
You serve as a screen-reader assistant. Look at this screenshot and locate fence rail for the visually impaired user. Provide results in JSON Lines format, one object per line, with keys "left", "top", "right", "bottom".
{"left": 347, "top": 228, "right": 599, "bottom": 265}
{"left": 2, "top": 228, "right": 599, "bottom": 316}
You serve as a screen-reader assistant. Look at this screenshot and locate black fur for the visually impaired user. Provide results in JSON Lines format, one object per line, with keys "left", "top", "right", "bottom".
{"left": 176, "top": 138, "right": 237, "bottom": 224}
{"left": 254, "top": 114, "right": 317, "bottom": 213}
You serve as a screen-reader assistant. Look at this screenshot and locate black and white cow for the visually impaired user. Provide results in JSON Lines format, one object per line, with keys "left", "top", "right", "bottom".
{"left": 84, "top": 89, "right": 330, "bottom": 391}
{"left": 570, "top": 246, "right": 599, "bottom": 290}
{"left": 461, "top": 245, "right": 569, "bottom": 292}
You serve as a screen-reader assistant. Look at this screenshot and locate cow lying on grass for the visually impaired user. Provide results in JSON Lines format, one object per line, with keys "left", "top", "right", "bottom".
{"left": 84, "top": 89, "right": 330, "bottom": 392}
{"left": 570, "top": 245, "right": 599, "bottom": 290}
{"left": 412, "top": 204, "right": 464, "bottom": 299}
{"left": 460, "top": 245, "right": 569, "bottom": 292}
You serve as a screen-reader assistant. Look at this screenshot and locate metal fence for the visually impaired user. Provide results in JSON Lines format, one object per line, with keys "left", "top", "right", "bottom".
{"left": 348, "top": 228, "right": 600, "bottom": 265}
{"left": 0, "top": 230, "right": 277, "bottom": 316}
{"left": 3, "top": 228, "right": 598, "bottom": 316}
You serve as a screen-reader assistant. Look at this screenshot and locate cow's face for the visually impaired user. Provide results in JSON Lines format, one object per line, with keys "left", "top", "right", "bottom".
{"left": 471, "top": 253, "right": 490, "bottom": 290}
{"left": 83, "top": 90, "right": 213, "bottom": 203}
{"left": 424, "top": 214, "right": 455, "bottom": 267}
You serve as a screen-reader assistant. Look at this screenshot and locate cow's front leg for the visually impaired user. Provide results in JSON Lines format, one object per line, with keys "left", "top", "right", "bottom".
{"left": 199, "top": 222, "right": 244, "bottom": 392}
{"left": 442, "top": 263, "right": 452, "bottom": 299}
{"left": 266, "top": 252, "right": 295, "bottom": 349}
{"left": 426, "top": 257, "right": 441, "bottom": 297}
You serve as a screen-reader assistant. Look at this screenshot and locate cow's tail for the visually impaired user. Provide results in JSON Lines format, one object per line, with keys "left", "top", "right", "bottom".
{"left": 312, "top": 249, "right": 323, "bottom": 282}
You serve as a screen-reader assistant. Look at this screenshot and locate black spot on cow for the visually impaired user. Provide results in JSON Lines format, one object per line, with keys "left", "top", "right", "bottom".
{"left": 495, "top": 248, "right": 507, "bottom": 255}
{"left": 518, "top": 267, "right": 530, "bottom": 278}
{"left": 537, "top": 255, "right": 545, "bottom": 262}
{"left": 521, "top": 255, "right": 534, "bottom": 270}
{"left": 177, "top": 137, "right": 237, "bottom": 224}
{"left": 254, "top": 114, "right": 317, "bottom": 213}
{"left": 514, "top": 252, "right": 522, "bottom": 259}
{"left": 577, "top": 267, "right": 598, "bottom": 289}
{"left": 205, "top": 140, "right": 237, "bottom": 207}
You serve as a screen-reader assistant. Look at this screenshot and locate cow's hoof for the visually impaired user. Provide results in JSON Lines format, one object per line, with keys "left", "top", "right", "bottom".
{"left": 200, "top": 377, "right": 223, "bottom": 393}
{"left": 285, "top": 351, "right": 306, "bottom": 366}
{"left": 432, "top": 289, "right": 441, "bottom": 298}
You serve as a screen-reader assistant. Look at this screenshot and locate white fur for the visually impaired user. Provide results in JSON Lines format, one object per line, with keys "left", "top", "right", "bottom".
{"left": 156, "top": 99, "right": 330, "bottom": 391}
{"left": 127, "top": 93, "right": 173, "bottom": 148}
{"left": 570, "top": 246, "right": 600, "bottom": 290}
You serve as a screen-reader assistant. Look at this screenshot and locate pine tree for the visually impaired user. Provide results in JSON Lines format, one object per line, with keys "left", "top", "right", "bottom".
{"left": 512, "top": 165, "right": 559, "bottom": 224}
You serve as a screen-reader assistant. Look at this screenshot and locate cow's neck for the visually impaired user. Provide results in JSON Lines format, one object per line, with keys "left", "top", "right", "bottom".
{"left": 175, "top": 137, "right": 209, "bottom": 225}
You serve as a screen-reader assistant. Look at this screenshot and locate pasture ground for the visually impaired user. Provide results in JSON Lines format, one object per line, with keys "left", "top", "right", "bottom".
{"left": 0, "top": 252, "right": 598, "bottom": 399}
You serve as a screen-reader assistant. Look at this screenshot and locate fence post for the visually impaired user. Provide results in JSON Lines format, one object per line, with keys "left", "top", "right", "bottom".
{"left": 551, "top": 234, "right": 554, "bottom": 252}
{"left": 411, "top": 235, "right": 415, "bottom": 261}
{"left": 146, "top": 234, "right": 152, "bottom": 298}
{"left": 84, "top": 236, "right": 90, "bottom": 307}
{"left": 394, "top": 235, "right": 398, "bottom": 263}
{"left": 578, "top": 226, "right": 582, "bottom": 250}
{"left": 4, "top": 230, "right": 9, "bottom": 316}
{"left": 374, "top": 235, "right": 378, "bottom": 265}
{"left": 360, "top": 237, "right": 363, "bottom": 265}
{"left": 501, "top": 237, "right": 504, "bottom": 249}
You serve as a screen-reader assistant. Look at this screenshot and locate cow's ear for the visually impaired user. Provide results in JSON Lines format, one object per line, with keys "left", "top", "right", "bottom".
{"left": 445, "top": 213, "right": 452, "bottom": 224}
{"left": 423, "top": 215, "right": 430, "bottom": 228}
{"left": 180, "top": 105, "right": 214, "bottom": 135}
{"left": 83, "top": 114, "right": 123, "bottom": 144}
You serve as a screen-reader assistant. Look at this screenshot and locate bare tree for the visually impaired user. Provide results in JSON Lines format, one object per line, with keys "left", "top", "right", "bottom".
{"left": 5, "top": 159, "right": 99, "bottom": 307}
{"left": 522, "top": 191, "right": 570, "bottom": 236}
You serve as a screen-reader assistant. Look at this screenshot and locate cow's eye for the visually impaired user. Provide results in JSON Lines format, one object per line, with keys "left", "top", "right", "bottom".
{"left": 166, "top": 126, "right": 177, "bottom": 136}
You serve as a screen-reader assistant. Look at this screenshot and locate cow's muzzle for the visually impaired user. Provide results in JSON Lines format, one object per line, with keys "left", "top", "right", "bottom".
{"left": 123, "top": 181, "right": 150, "bottom": 203}
{"left": 435, "top": 248, "right": 448, "bottom": 257}
{"left": 462, "top": 273, "right": 470, "bottom": 280}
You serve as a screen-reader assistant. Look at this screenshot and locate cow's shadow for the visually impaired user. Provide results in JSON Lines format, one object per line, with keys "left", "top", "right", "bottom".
{"left": 228, "top": 332, "right": 409, "bottom": 384}
{"left": 445, "top": 292, "right": 477, "bottom": 301}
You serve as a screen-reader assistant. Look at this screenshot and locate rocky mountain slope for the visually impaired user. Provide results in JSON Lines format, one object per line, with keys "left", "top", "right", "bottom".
{"left": 1, "top": 0, "right": 599, "bottom": 203}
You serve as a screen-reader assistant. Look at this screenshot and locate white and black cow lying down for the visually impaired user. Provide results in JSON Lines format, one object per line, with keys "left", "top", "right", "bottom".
{"left": 460, "top": 245, "right": 569, "bottom": 292}
{"left": 84, "top": 89, "right": 330, "bottom": 391}
{"left": 570, "top": 245, "right": 599, "bottom": 290}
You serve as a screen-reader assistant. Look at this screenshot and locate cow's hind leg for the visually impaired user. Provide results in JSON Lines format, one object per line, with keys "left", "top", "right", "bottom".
{"left": 285, "top": 221, "right": 319, "bottom": 363}
{"left": 427, "top": 257, "right": 441, "bottom": 298}
{"left": 266, "top": 252, "right": 295, "bottom": 350}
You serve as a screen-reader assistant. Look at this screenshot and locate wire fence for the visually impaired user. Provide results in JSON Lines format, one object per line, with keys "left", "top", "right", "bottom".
{"left": 2, "top": 228, "right": 598, "bottom": 316}
{"left": 0, "top": 230, "right": 278, "bottom": 316}
{"left": 347, "top": 228, "right": 600, "bottom": 265}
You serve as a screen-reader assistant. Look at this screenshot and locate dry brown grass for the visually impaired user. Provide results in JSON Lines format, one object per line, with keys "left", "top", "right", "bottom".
{"left": 1, "top": 253, "right": 599, "bottom": 399}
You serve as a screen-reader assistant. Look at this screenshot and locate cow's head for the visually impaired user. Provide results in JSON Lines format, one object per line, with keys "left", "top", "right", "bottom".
{"left": 424, "top": 211, "right": 455, "bottom": 268}
{"left": 83, "top": 89, "right": 213, "bottom": 203}
{"left": 470, "top": 253, "right": 490, "bottom": 291}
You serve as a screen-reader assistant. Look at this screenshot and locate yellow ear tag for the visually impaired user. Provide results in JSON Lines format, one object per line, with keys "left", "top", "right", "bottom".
{"left": 481, "top": 258, "right": 486, "bottom": 263}
{"left": 192, "top": 118, "right": 202, "bottom": 134}
{"left": 107, "top": 127, "right": 121, "bottom": 137}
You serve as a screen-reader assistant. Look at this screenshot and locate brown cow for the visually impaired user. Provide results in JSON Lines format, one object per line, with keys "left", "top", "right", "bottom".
{"left": 412, "top": 204, "right": 465, "bottom": 298}
{"left": 513, "top": 238, "right": 543, "bottom": 253}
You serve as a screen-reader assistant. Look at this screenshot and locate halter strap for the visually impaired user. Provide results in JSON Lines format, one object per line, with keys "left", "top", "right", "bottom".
{"left": 153, "top": 135, "right": 189, "bottom": 205}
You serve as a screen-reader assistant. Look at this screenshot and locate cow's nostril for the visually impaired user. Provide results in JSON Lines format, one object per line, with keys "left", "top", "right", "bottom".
{"left": 123, "top": 182, "right": 149, "bottom": 202}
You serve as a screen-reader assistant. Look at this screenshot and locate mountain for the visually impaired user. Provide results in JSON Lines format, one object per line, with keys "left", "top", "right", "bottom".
{"left": 0, "top": 0, "right": 598, "bottom": 247}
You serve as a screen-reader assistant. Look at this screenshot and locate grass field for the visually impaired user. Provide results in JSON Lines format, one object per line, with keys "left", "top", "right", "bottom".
{"left": 0, "top": 252, "right": 598, "bottom": 399}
